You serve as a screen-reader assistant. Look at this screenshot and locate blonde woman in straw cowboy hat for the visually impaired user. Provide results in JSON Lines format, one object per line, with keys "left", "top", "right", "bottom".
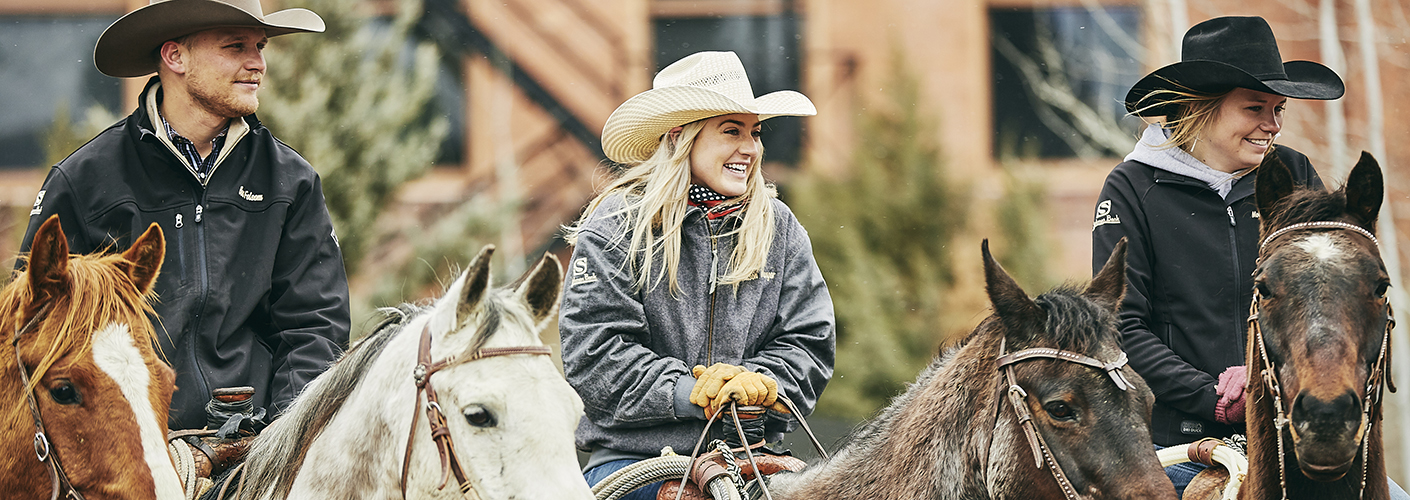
{"left": 559, "top": 51, "right": 835, "bottom": 498}
{"left": 1089, "top": 16, "right": 1409, "bottom": 498}
{"left": 19, "top": 0, "right": 349, "bottom": 463}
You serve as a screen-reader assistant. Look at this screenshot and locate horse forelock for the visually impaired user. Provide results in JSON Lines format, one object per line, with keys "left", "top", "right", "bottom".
{"left": 1031, "top": 285, "right": 1120, "bottom": 355}
{"left": 1264, "top": 188, "right": 1361, "bottom": 234}
{"left": 1, "top": 252, "right": 158, "bottom": 421}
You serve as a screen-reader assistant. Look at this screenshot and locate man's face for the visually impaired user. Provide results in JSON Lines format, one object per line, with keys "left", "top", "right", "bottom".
{"left": 179, "top": 27, "right": 268, "bottom": 118}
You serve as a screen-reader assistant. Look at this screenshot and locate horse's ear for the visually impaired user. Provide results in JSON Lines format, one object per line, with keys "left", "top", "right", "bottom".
{"left": 982, "top": 240, "right": 1042, "bottom": 342}
{"left": 515, "top": 253, "right": 563, "bottom": 323}
{"left": 457, "top": 245, "right": 495, "bottom": 321}
{"left": 1255, "top": 152, "right": 1296, "bottom": 221}
{"left": 1343, "top": 151, "right": 1383, "bottom": 231}
{"left": 1085, "top": 238, "right": 1128, "bottom": 311}
{"left": 121, "top": 223, "right": 164, "bottom": 295}
{"left": 27, "top": 215, "right": 70, "bottom": 301}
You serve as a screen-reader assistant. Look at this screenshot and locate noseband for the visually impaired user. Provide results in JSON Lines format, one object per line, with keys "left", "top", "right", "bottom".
{"left": 399, "top": 323, "right": 551, "bottom": 499}
{"left": 11, "top": 304, "right": 84, "bottom": 500}
{"left": 995, "top": 338, "right": 1133, "bottom": 500}
{"left": 1252, "top": 221, "right": 1393, "bottom": 500}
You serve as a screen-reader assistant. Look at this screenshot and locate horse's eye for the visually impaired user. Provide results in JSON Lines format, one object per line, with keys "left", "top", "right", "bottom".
{"left": 463, "top": 405, "right": 497, "bottom": 428}
{"left": 48, "top": 381, "right": 82, "bottom": 405}
{"left": 1044, "top": 401, "right": 1075, "bottom": 421}
{"left": 1255, "top": 282, "right": 1272, "bottom": 299}
{"left": 1375, "top": 282, "right": 1390, "bottom": 298}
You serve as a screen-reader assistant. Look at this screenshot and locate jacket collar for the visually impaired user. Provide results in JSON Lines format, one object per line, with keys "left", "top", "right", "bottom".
{"left": 136, "top": 76, "right": 256, "bottom": 183}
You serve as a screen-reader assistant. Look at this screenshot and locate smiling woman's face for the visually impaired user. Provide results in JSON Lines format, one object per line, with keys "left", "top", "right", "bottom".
{"left": 689, "top": 113, "right": 762, "bottom": 197}
{"left": 1195, "top": 87, "right": 1286, "bottom": 173}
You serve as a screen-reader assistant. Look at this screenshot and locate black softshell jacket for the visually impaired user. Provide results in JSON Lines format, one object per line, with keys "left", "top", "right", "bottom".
{"left": 1091, "top": 145, "right": 1321, "bottom": 445}
{"left": 18, "top": 78, "right": 350, "bottom": 430}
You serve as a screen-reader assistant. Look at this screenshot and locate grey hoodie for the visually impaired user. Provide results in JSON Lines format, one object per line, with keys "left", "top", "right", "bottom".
{"left": 1126, "top": 123, "right": 1252, "bottom": 198}
{"left": 560, "top": 194, "right": 835, "bottom": 469}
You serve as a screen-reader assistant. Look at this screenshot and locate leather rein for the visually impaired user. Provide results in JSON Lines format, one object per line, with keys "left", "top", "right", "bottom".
{"left": 11, "top": 304, "right": 84, "bottom": 500}
{"left": 995, "top": 338, "right": 1133, "bottom": 500}
{"left": 398, "top": 323, "right": 552, "bottom": 499}
{"left": 1252, "top": 220, "right": 1394, "bottom": 500}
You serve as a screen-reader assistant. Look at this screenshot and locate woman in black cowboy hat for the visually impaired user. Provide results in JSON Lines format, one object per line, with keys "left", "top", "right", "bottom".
{"left": 1090, "top": 16, "right": 1409, "bottom": 498}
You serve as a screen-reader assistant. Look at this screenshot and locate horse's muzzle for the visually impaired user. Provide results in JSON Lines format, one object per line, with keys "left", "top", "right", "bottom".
{"left": 1290, "top": 390, "right": 1364, "bottom": 480}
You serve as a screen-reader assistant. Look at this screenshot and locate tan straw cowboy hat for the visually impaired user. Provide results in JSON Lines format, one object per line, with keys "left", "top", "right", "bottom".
{"left": 601, "top": 51, "right": 816, "bottom": 164}
{"left": 95, "top": 0, "right": 325, "bottom": 78}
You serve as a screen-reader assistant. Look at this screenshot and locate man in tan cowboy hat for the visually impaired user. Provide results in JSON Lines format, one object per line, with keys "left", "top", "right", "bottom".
{"left": 18, "top": 0, "right": 348, "bottom": 446}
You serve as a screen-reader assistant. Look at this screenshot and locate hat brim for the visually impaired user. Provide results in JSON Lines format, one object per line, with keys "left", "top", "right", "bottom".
{"left": 1125, "top": 60, "right": 1344, "bottom": 117}
{"left": 601, "top": 86, "right": 815, "bottom": 164}
{"left": 95, "top": 0, "right": 325, "bottom": 78}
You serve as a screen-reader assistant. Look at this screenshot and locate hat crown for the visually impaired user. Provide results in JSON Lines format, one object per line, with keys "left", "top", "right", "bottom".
{"left": 1182, "top": 16, "right": 1287, "bottom": 80}
{"left": 149, "top": 0, "right": 267, "bottom": 18}
{"left": 652, "top": 52, "right": 758, "bottom": 105}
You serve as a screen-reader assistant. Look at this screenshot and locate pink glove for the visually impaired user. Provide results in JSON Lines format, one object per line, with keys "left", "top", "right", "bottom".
{"left": 1215, "top": 365, "right": 1247, "bottom": 424}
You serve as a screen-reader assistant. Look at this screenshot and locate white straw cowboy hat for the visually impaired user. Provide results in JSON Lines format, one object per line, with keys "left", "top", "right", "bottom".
{"left": 94, "top": 0, "right": 325, "bottom": 78}
{"left": 601, "top": 51, "right": 816, "bottom": 164}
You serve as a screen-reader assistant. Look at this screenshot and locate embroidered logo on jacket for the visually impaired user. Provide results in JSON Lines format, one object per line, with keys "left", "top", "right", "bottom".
{"left": 571, "top": 258, "right": 598, "bottom": 287}
{"left": 29, "top": 190, "right": 45, "bottom": 216}
{"left": 1092, "top": 200, "right": 1121, "bottom": 230}
{"left": 238, "top": 186, "right": 264, "bottom": 202}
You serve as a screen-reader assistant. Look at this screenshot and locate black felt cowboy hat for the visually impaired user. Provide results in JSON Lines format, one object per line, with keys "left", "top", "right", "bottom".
{"left": 94, "top": 0, "right": 324, "bottom": 78}
{"left": 1125, "top": 16, "right": 1344, "bottom": 117}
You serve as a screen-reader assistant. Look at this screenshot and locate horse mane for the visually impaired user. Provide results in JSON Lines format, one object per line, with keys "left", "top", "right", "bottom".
{"left": 2, "top": 252, "right": 158, "bottom": 420}
{"left": 240, "top": 291, "right": 510, "bottom": 498}
{"left": 1262, "top": 187, "right": 1358, "bottom": 232}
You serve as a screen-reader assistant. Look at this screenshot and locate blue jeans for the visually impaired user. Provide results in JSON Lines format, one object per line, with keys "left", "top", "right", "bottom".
{"left": 585, "top": 459, "right": 664, "bottom": 500}
{"left": 1156, "top": 445, "right": 1410, "bottom": 500}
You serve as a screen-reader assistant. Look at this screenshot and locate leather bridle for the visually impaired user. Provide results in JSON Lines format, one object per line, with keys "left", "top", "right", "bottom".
{"left": 398, "top": 323, "right": 552, "bottom": 499}
{"left": 995, "top": 339, "right": 1133, "bottom": 500}
{"left": 11, "top": 304, "right": 84, "bottom": 500}
{"left": 1251, "top": 220, "right": 1394, "bottom": 500}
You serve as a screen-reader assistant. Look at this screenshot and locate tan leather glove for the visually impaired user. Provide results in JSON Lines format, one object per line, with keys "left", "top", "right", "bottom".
{"left": 690, "top": 363, "right": 747, "bottom": 410}
{"left": 711, "top": 371, "right": 778, "bottom": 416}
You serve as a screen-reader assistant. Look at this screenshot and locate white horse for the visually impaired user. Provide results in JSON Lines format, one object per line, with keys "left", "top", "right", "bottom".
{"left": 231, "top": 246, "right": 592, "bottom": 499}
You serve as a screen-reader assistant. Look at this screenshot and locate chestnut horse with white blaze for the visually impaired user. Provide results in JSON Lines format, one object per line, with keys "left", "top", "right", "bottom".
{"left": 0, "top": 214, "right": 182, "bottom": 500}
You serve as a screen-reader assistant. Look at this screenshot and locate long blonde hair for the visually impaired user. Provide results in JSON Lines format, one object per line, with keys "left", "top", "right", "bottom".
{"left": 1130, "top": 82, "right": 1233, "bottom": 155}
{"left": 564, "top": 118, "right": 778, "bottom": 294}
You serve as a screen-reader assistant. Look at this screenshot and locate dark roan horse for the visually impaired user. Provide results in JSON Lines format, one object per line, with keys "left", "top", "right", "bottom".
{"left": 1241, "top": 151, "right": 1394, "bottom": 499}
{"left": 764, "top": 240, "right": 1176, "bottom": 499}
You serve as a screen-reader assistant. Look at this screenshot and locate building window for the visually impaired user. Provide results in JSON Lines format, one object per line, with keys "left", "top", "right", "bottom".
{"left": 990, "top": 6, "right": 1145, "bottom": 159}
{"left": 0, "top": 15, "right": 122, "bottom": 168}
{"left": 653, "top": 2, "right": 803, "bottom": 165}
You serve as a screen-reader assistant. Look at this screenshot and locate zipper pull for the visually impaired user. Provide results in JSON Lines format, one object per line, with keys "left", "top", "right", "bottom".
{"left": 195, "top": 204, "right": 203, "bottom": 223}
{"left": 709, "top": 245, "right": 718, "bottom": 295}
{"left": 175, "top": 213, "right": 184, "bottom": 229}
{"left": 1226, "top": 206, "right": 1236, "bottom": 227}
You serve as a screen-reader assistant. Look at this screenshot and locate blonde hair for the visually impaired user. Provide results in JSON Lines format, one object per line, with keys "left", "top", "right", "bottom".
{"left": 564, "top": 118, "right": 777, "bottom": 294}
{"left": 1130, "top": 82, "right": 1233, "bottom": 155}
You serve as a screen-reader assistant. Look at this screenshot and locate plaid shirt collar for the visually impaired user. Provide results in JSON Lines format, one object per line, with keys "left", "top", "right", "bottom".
{"left": 159, "top": 113, "right": 229, "bottom": 180}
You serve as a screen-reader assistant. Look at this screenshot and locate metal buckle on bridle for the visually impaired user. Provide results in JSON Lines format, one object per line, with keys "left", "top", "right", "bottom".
{"left": 33, "top": 431, "right": 50, "bottom": 462}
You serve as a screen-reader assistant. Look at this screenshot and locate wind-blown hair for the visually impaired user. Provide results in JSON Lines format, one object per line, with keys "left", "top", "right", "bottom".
{"left": 563, "top": 117, "right": 777, "bottom": 294}
{"left": 1128, "top": 81, "right": 1234, "bottom": 156}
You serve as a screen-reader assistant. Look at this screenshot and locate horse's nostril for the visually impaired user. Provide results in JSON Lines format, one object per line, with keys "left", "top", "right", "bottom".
{"left": 1292, "top": 390, "right": 1361, "bottom": 433}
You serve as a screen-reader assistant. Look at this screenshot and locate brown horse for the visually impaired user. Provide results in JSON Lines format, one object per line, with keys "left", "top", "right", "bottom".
{"left": 1241, "top": 152, "right": 1393, "bottom": 499}
{"left": 0, "top": 215, "right": 181, "bottom": 500}
{"left": 763, "top": 239, "right": 1176, "bottom": 499}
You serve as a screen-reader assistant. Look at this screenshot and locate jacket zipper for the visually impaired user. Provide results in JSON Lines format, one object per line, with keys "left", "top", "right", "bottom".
{"left": 184, "top": 189, "right": 213, "bottom": 407}
{"left": 1226, "top": 205, "right": 1245, "bottom": 355}
{"left": 705, "top": 214, "right": 722, "bottom": 364}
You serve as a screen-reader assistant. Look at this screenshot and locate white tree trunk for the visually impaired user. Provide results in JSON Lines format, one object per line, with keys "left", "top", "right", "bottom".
{"left": 1319, "top": 0, "right": 1349, "bottom": 179}
{"left": 1352, "top": 0, "right": 1407, "bottom": 484}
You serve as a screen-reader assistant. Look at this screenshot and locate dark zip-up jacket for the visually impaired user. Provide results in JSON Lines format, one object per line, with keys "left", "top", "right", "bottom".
{"left": 560, "top": 194, "right": 835, "bottom": 469}
{"left": 18, "top": 77, "right": 350, "bottom": 430}
{"left": 1091, "top": 145, "right": 1321, "bottom": 445}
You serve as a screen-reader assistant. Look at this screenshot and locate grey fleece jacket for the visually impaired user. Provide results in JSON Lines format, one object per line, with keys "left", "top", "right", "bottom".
{"left": 560, "top": 194, "right": 835, "bottom": 469}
